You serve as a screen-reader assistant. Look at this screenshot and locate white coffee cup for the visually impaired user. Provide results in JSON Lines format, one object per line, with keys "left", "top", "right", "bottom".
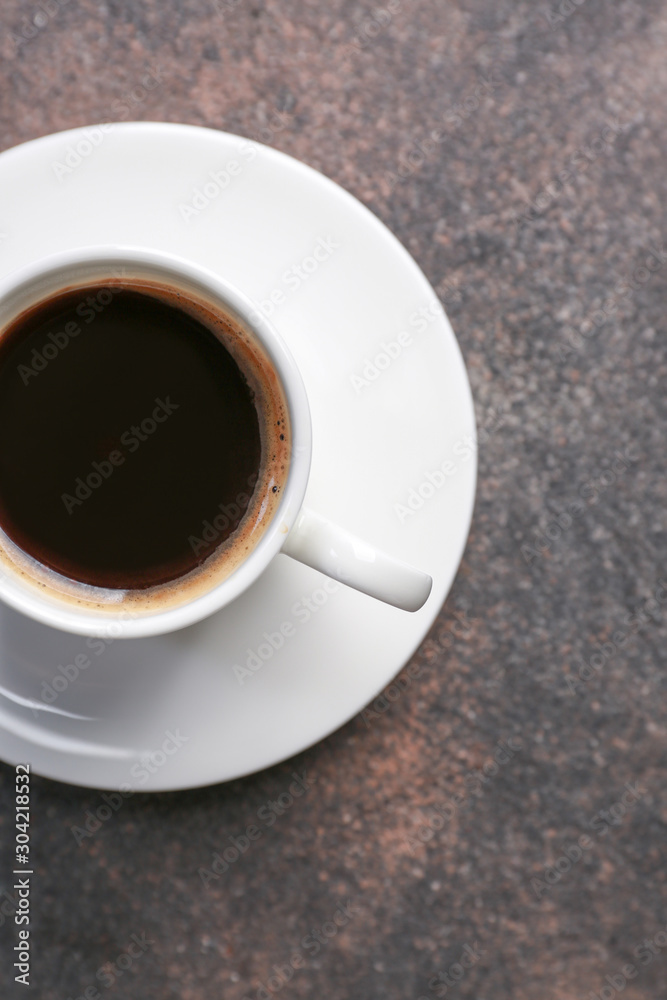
{"left": 0, "top": 247, "right": 432, "bottom": 638}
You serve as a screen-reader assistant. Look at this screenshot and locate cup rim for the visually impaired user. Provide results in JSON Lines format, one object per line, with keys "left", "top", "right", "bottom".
{"left": 0, "top": 245, "right": 313, "bottom": 637}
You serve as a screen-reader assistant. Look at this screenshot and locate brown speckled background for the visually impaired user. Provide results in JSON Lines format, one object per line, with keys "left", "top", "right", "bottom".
{"left": 1, "top": 1, "right": 667, "bottom": 998}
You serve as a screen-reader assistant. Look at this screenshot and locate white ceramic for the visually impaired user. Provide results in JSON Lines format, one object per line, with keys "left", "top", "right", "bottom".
{"left": 0, "top": 247, "right": 432, "bottom": 638}
{"left": 0, "top": 123, "right": 476, "bottom": 789}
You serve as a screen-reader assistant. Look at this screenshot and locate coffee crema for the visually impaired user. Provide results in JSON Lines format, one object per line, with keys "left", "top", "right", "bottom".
{"left": 0, "top": 278, "right": 291, "bottom": 613}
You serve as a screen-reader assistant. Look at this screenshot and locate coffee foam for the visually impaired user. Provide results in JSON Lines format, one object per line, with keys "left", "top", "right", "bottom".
{"left": 0, "top": 276, "right": 292, "bottom": 618}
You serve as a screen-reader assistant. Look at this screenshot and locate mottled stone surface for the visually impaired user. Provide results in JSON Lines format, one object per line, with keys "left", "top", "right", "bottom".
{"left": 1, "top": 0, "right": 667, "bottom": 997}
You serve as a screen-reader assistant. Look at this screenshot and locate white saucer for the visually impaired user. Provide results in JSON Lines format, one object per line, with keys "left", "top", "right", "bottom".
{"left": 0, "top": 123, "right": 476, "bottom": 790}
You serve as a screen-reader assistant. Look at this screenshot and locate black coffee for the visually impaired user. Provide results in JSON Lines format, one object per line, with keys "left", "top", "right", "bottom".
{"left": 0, "top": 283, "right": 280, "bottom": 591}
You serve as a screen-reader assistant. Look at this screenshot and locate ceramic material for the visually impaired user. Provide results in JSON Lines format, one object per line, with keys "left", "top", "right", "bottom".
{"left": 0, "top": 247, "right": 432, "bottom": 637}
{"left": 0, "top": 123, "right": 476, "bottom": 789}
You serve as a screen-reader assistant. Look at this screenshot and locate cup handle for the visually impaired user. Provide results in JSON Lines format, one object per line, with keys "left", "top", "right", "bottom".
{"left": 281, "top": 507, "right": 432, "bottom": 612}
